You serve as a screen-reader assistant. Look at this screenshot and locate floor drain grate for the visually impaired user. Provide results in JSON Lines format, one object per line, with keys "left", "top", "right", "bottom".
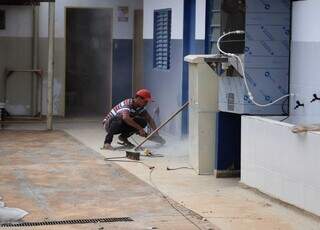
{"left": 1, "top": 217, "right": 133, "bottom": 227}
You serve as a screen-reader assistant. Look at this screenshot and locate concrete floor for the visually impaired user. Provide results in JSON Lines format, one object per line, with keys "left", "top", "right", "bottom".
{"left": 1, "top": 118, "right": 320, "bottom": 230}
{"left": 0, "top": 129, "right": 215, "bottom": 230}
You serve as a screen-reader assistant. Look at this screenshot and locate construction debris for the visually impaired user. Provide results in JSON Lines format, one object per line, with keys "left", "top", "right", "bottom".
{"left": 0, "top": 207, "right": 28, "bottom": 223}
{"left": 292, "top": 124, "right": 320, "bottom": 133}
{"left": 143, "top": 148, "right": 152, "bottom": 156}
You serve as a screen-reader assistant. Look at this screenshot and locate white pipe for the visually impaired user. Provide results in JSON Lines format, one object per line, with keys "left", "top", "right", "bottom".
{"left": 32, "top": 6, "right": 39, "bottom": 116}
{"left": 217, "top": 30, "right": 294, "bottom": 107}
{"left": 47, "top": 2, "right": 55, "bottom": 130}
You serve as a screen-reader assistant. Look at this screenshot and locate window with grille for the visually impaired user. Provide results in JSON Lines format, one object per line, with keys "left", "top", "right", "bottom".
{"left": 205, "top": 0, "right": 245, "bottom": 54}
{"left": 206, "top": 0, "right": 221, "bottom": 54}
{"left": 153, "top": 9, "right": 171, "bottom": 70}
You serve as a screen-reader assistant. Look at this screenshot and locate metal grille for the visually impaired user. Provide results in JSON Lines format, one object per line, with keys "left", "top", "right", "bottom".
{"left": 205, "top": 0, "right": 221, "bottom": 54}
{"left": 153, "top": 9, "right": 171, "bottom": 70}
{"left": 1, "top": 217, "right": 133, "bottom": 228}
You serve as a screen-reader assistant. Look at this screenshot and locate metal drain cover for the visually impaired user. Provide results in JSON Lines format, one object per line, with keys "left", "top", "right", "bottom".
{"left": 1, "top": 217, "right": 133, "bottom": 228}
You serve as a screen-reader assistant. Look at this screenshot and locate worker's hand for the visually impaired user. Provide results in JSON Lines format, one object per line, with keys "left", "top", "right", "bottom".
{"left": 138, "top": 129, "right": 147, "bottom": 137}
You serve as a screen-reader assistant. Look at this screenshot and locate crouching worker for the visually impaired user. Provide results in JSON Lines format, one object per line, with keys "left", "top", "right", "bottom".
{"left": 102, "top": 89, "right": 160, "bottom": 150}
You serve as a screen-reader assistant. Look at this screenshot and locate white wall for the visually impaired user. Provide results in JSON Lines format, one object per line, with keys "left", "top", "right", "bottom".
{"left": 291, "top": 0, "right": 320, "bottom": 42}
{"left": 0, "top": 6, "right": 32, "bottom": 37}
{"left": 290, "top": 0, "right": 320, "bottom": 124}
{"left": 39, "top": 0, "right": 142, "bottom": 39}
{"left": 241, "top": 0, "right": 320, "bottom": 217}
{"left": 143, "top": 0, "right": 206, "bottom": 40}
{"left": 143, "top": 0, "right": 184, "bottom": 39}
{"left": 195, "top": 0, "right": 206, "bottom": 40}
{"left": 241, "top": 116, "right": 320, "bottom": 216}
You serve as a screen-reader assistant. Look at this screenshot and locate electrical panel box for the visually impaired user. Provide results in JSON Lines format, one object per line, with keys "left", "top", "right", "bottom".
{"left": 0, "top": 10, "right": 5, "bottom": 30}
{"left": 210, "top": 0, "right": 291, "bottom": 115}
{"left": 185, "top": 55, "right": 220, "bottom": 175}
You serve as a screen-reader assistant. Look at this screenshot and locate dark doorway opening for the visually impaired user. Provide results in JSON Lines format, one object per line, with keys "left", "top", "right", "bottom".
{"left": 66, "top": 8, "right": 112, "bottom": 117}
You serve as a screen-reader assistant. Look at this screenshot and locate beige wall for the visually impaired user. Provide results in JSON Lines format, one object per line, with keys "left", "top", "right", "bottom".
{"left": 39, "top": 38, "right": 65, "bottom": 116}
{"left": 0, "top": 0, "right": 142, "bottom": 116}
{"left": 0, "top": 37, "right": 33, "bottom": 115}
{"left": 0, "top": 37, "right": 65, "bottom": 116}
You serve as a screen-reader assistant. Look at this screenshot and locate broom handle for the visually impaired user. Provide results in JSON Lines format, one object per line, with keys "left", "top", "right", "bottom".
{"left": 134, "top": 101, "right": 189, "bottom": 151}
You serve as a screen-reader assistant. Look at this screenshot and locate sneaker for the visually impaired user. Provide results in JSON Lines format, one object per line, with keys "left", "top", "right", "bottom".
{"left": 101, "top": 143, "right": 114, "bottom": 150}
{"left": 118, "top": 135, "right": 135, "bottom": 147}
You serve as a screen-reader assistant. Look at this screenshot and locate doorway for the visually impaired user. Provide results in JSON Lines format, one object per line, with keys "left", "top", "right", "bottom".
{"left": 66, "top": 8, "right": 112, "bottom": 116}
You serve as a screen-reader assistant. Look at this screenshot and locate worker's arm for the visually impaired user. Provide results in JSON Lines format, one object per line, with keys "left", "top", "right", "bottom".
{"left": 142, "top": 111, "right": 157, "bottom": 131}
{"left": 141, "top": 111, "right": 166, "bottom": 144}
{"left": 122, "top": 111, "right": 147, "bottom": 137}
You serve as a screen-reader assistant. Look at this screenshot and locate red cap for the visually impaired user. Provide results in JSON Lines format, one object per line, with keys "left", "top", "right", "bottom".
{"left": 136, "top": 89, "right": 152, "bottom": 101}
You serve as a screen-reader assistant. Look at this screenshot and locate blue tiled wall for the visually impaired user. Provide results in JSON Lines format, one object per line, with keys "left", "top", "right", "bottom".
{"left": 244, "top": 0, "right": 291, "bottom": 114}
{"left": 219, "top": 0, "right": 291, "bottom": 115}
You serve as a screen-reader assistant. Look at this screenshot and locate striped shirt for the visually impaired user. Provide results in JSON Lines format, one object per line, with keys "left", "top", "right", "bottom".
{"left": 103, "top": 98, "right": 146, "bottom": 125}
